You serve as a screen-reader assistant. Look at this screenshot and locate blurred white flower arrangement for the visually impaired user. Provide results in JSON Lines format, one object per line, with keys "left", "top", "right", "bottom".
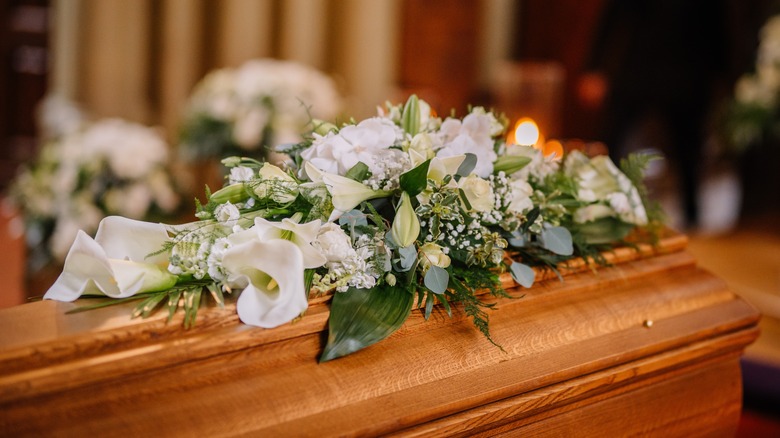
{"left": 726, "top": 15, "right": 780, "bottom": 152}
{"left": 179, "top": 59, "right": 342, "bottom": 162}
{"left": 9, "top": 96, "right": 181, "bottom": 268}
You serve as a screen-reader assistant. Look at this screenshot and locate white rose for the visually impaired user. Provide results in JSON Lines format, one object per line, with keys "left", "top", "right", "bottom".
{"left": 458, "top": 174, "right": 495, "bottom": 212}
{"left": 214, "top": 202, "right": 241, "bottom": 227}
{"left": 419, "top": 243, "right": 451, "bottom": 271}
{"left": 507, "top": 179, "right": 534, "bottom": 214}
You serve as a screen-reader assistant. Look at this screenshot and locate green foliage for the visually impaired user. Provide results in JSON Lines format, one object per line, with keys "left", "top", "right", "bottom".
{"left": 320, "top": 284, "right": 414, "bottom": 362}
{"left": 399, "top": 159, "right": 431, "bottom": 197}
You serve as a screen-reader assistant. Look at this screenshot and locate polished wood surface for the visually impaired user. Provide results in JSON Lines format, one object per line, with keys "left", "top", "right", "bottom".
{"left": 0, "top": 233, "right": 759, "bottom": 436}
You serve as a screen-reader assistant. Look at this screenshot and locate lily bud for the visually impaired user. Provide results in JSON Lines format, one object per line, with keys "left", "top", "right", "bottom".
{"left": 391, "top": 192, "right": 420, "bottom": 248}
{"left": 210, "top": 183, "right": 249, "bottom": 204}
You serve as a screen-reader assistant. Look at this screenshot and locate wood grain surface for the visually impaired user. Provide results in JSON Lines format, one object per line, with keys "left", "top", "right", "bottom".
{"left": 0, "top": 233, "right": 759, "bottom": 437}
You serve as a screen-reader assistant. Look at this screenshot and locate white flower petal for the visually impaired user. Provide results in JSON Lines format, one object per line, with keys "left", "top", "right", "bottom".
{"left": 225, "top": 239, "right": 308, "bottom": 328}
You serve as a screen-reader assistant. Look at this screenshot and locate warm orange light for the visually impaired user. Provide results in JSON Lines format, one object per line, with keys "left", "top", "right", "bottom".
{"left": 542, "top": 139, "right": 564, "bottom": 161}
{"left": 513, "top": 118, "right": 540, "bottom": 146}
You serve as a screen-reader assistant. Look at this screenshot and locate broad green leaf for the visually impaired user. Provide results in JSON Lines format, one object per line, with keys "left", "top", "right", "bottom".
{"left": 493, "top": 155, "right": 532, "bottom": 175}
{"left": 399, "top": 159, "right": 431, "bottom": 197}
{"left": 456, "top": 153, "right": 478, "bottom": 177}
{"left": 345, "top": 161, "right": 371, "bottom": 182}
{"left": 424, "top": 265, "right": 449, "bottom": 294}
{"left": 402, "top": 94, "right": 420, "bottom": 136}
{"left": 320, "top": 285, "right": 414, "bottom": 362}
{"left": 510, "top": 262, "right": 535, "bottom": 288}
{"left": 540, "top": 226, "right": 574, "bottom": 256}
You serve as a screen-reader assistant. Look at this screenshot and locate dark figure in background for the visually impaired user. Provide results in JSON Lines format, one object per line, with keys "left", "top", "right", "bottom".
{"left": 578, "top": 0, "right": 730, "bottom": 229}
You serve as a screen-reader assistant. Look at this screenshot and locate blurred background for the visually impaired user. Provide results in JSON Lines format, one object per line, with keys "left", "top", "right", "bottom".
{"left": 1, "top": 0, "right": 779, "bottom": 433}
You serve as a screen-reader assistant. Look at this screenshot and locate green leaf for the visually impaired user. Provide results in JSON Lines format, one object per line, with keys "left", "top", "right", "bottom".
{"left": 424, "top": 265, "right": 449, "bottom": 294}
{"left": 207, "top": 283, "right": 224, "bottom": 308}
{"left": 167, "top": 289, "right": 182, "bottom": 322}
{"left": 424, "top": 292, "right": 435, "bottom": 320}
{"left": 510, "top": 262, "right": 535, "bottom": 288}
{"left": 402, "top": 94, "right": 420, "bottom": 136}
{"left": 183, "top": 288, "right": 203, "bottom": 329}
{"left": 338, "top": 209, "right": 368, "bottom": 228}
{"left": 493, "top": 155, "right": 532, "bottom": 175}
{"left": 437, "top": 294, "right": 453, "bottom": 317}
{"left": 540, "top": 225, "right": 574, "bottom": 256}
{"left": 132, "top": 292, "right": 167, "bottom": 319}
{"left": 345, "top": 161, "right": 371, "bottom": 182}
{"left": 456, "top": 153, "right": 478, "bottom": 177}
{"left": 399, "top": 159, "right": 431, "bottom": 197}
{"left": 395, "top": 245, "right": 417, "bottom": 272}
{"left": 575, "top": 217, "right": 635, "bottom": 244}
{"left": 320, "top": 285, "right": 414, "bottom": 362}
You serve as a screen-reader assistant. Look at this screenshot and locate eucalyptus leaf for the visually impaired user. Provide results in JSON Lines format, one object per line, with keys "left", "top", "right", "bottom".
{"left": 456, "top": 153, "right": 478, "bottom": 177}
{"left": 423, "top": 265, "right": 449, "bottom": 294}
{"left": 320, "top": 285, "right": 414, "bottom": 362}
{"left": 395, "top": 245, "right": 417, "bottom": 272}
{"left": 510, "top": 262, "right": 536, "bottom": 288}
{"left": 399, "top": 159, "right": 431, "bottom": 197}
{"left": 540, "top": 226, "right": 574, "bottom": 256}
{"left": 508, "top": 230, "right": 527, "bottom": 248}
{"left": 345, "top": 161, "right": 371, "bottom": 182}
{"left": 338, "top": 209, "right": 368, "bottom": 228}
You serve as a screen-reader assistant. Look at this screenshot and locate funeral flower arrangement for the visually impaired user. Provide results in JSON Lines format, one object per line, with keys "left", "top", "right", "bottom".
{"left": 179, "top": 58, "right": 342, "bottom": 162}
{"left": 9, "top": 116, "right": 181, "bottom": 267}
{"left": 44, "top": 96, "right": 658, "bottom": 362}
{"left": 726, "top": 15, "right": 780, "bottom": 152}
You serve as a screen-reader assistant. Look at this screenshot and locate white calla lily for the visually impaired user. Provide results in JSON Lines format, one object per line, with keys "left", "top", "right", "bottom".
{"left": 222, "top": 238, "right": 308, "bottom": 328}
{"left": 251, "top": 215, "right": 327, "bottom": 268}
{"left": 44, "top": 216, "right": 177, "bottom": 302}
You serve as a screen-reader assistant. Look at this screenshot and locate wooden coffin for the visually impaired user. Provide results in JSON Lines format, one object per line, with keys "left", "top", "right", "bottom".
{"left": 0, "top": 232, "right": 760, "bottom": 437}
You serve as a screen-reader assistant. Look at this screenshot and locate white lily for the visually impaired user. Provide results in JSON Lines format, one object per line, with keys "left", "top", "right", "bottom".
{"left": 255, "top": 162, "right": 299, "bottom": 204}
{"left": 251, "top": 215, "right": 327, "bottom": 268}
{"left": 427, "top": 155, "right": 465, "bottom": 185}
{"left": 321, "top": 172, "right": 390, "bottom": 221}
{"left": 222, "top": 238, "right": 308, "bottom": 328}
{"left": 44, "top": 216, "right": 177, "bottom": 302}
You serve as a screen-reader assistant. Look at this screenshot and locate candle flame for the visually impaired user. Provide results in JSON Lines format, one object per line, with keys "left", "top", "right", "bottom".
{"left": 513, "top": 118, "right": 540, "bottom": 146}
